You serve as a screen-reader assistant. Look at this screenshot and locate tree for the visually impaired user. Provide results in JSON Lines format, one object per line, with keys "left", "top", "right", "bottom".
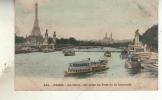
{"left": 15, "top": 35, "right": 26, "bottom": 43}
{"left": 140, "top": 25, "right": 158, "bottom": 51}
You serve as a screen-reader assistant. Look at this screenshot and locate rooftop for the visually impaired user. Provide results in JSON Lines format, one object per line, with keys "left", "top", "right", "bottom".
{"left": 70, "top": 59, "right": 91, "bottom": 64}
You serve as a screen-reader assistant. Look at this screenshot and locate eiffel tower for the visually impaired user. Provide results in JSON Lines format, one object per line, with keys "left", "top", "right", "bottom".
{"left": 27, "top": 2, "right": 43, "bottom": 44}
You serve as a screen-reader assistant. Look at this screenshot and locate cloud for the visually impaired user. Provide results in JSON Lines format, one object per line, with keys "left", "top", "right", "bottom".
{"left": 16, "top": 0, "right": 49, "bottom": 10}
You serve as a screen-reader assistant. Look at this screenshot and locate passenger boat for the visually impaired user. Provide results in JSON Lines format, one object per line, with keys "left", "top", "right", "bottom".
{"left": 64, "top": 58, "right": 108, "bottom": 76}
{"left": 104, "top": 51, "right": 111, "bottom": 57}
{"left": 63, "top": 49, "right": 75, "bottom": 56}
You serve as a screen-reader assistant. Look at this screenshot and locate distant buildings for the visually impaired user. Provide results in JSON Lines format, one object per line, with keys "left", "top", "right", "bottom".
{"left": 99, "top": 33, "right": 114, "bottom": 45}
{"left": 16, "top": 1, "right": 133, "bottom": 50}
{"left": 42, "top": 29, "right": 57, "bottom": 50}
{"left": 97, "top": 32, "right": 131, "bottom": 45}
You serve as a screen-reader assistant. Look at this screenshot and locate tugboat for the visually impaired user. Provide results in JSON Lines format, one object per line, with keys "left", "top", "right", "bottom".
{"left": 63, "top": 49, "right": 75, "bottom": 56}
{"left": 125, "top": 56, "right": 142, "bottom": 74}
{"left": 64, "top": 58, "right": 108, "bottom": 76}
{"left": 125, "top": 56, "right": 141, "bottom": 69}
{"left": 104, "top": 51, "right": 111, "bottom": 57}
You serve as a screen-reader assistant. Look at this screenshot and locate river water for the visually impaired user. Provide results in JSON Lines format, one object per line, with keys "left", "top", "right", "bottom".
{"left": 15, "top": 47, "right": 158, "bottom": 79}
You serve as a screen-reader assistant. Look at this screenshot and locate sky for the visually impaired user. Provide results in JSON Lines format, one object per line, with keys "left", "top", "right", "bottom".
{"left": 15, "top": 0, "right": 158, "bottom": 40}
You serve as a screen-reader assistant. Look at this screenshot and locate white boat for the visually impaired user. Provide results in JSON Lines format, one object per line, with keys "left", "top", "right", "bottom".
{"left": 64, "top": 58, "right": 108, "bottom": 76}
{"left": 104, "top": 51, "right": 111, "bottom": 57}
{"left": 63, "top": 49, "right": 75, "bottom": 56}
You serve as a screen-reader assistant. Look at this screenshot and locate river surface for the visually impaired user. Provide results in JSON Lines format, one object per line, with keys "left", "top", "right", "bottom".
{"left": 15, "top": 47, "right": 158, "bottom": 79}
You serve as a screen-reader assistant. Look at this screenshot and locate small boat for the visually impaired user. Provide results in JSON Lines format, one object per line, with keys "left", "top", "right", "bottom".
{"left": 63, "top": 49, "right": 75, "bottom": 56}
{"left": 120, "top": 49, "right": 128, "bottom": 59}
{"left": 42, "top": 47, "right": 54, "bottom": 53}
{"left": 104, "top": 51, "right": 111, "bottom": 57}
{"left": 64, "top": 58, "right": 108, "bottom": 76}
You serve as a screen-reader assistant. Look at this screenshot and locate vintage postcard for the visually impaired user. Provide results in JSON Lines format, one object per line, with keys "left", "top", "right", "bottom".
{"left": 15, "top": 0, "right": 158, "bottom": 90}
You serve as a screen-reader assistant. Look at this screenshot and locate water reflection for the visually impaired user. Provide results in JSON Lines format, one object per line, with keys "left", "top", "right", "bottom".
{"left": 73, "top": 73, "right": 93, "bottom": 79}
{"left": 126, "top": 68, "right": 141, "bottom": 75}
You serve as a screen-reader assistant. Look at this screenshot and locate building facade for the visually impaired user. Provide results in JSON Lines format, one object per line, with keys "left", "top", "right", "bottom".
{"left": 99, "top": 33, "right": 114, "bottom": 45}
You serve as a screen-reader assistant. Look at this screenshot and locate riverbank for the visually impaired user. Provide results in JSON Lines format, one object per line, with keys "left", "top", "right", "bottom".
{"left": 15, "top": 45, "right": 124, "bottom": 54}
